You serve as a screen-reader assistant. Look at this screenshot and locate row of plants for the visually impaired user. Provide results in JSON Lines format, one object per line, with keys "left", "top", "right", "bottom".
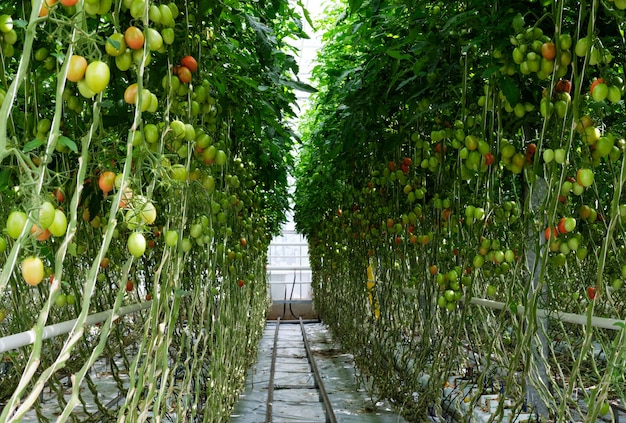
{"left": 0, "top": 0, "right": 306, "bottom": 421}
{"left": 296, "top": 0, "right": 626, "bottom": 421}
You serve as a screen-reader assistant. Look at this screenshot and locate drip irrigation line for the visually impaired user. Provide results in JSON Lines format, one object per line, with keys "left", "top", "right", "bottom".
{"left": 265, "top": 317, "right": 280, "bottom": 423}
{"left": 299, "top": 317, "right": 337, "bottom": 423}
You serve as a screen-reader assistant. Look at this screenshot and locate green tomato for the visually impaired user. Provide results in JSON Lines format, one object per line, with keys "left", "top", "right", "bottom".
{"left": 55, "top": 293, "right": 67, "bottom": 308}
{"left": 0, "top": 14, "right": 13, "bottom": 33}
{"left": 39, "top": 201, "right": 56, "bottom": 229}
{"left": 127, "top": 232, "right": 146, "bottom": 258}
{"left": 84, "top": 61, "right": 111, "bottom": 94}
{"left": 7, "top": 210, "right": 28, "bottom": 239}
{"left": 49, "top": 209, "right": 68, "bottom": 237}
{"left": 165, "top": 230, "right": 178, "bottom": 247}
{"left": 145, "top": 28, "right": 163, "bottom": 51}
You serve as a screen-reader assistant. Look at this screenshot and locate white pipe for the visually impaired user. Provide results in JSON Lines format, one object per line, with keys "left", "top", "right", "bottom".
{"left": 0, "top": 301, "right": 152, "bottom": 354}
{"left": 469, "top": 297, "right": 625, "bottom": 331}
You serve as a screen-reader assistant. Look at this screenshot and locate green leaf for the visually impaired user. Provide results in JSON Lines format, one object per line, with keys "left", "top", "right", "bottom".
{"left": 0, "top": 168, "right": 9, "bottom": 191}
{"left": 387, "top": 50, "right": 411, "bottom": 61}
{"left": 106, "top": 37, "right": 121, "bottom": 50}
{"left": 13, "top": 19, "right": 27, "bottom": 28}
{"left": 59, "top": 136, "right": 78, "bottom": 153}
{"left": 512, "top": 13, "right": 525, "bottom": 33}
{"left": 175, "top": 289, "right": 190, "bottom": 297}
{"left": 23, "top": 139, "right": 45, "bottom": 153}
{"left": 348, "top": 0, "right": 365, "bottom": 14}
{"left": 481, "top": 66, "right": 501, "bottom": 78}
{"left": 501, "top": 76, "right": 520, "bottom": 106}
{"left": 614, "top": 322, "right": 625, "bottom": 329}
{"left": 280, "top": 78, "right": 317, "bottom": 93}
{"left": 297, "top": 0, "right": 315, "bottom": 31}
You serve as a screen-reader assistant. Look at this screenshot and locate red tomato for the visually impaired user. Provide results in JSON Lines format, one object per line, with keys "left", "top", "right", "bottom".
{"left": 556, "top": 79, "right": 572, "bottom": 94}
{"left": 237, "top": 279, "right": 245, "bottom": 287}
{"left": 484, "top": 152, "right": 495, "bottom": 166}
{"left": 586, "top": 286, "right": 597, "bottom": 300}
{"left": 126, "top": 280, "right": 134, "bottom": 292}
{"left": 177, "top": 65, "right": 192, "bottom": 83}
{"left": 67, "top": 55, "right": 87, "bottom": 82}
{"left": 180, "top": 55, "right": 198, "bottom": 73}
{"left": 125, "top": 26, "right": 145, "bottom": 50}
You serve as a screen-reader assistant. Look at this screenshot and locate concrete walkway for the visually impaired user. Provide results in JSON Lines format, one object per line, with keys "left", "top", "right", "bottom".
{"left": 230, "top": 321, "right": 407, "bottom": 423}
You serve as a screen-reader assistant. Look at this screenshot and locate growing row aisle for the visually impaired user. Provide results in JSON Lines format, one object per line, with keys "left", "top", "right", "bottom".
{"left": 0, "top": 0, "right": 308, "bottom": 421}
{"left": 231, "top": 320, "right": 408, "bottom": 423}
{"left": 294, "top": 0, "right": 626, "bottom": 422}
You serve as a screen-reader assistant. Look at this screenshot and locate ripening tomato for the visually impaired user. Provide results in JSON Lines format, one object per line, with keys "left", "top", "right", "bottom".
{"left": 22, "top": 256, "right": 45, "bottom": 286}
{"left": 35, "top": 0, "right": 58, "bottom": 17}
{"left": 124, "top": 83, "right": 139, "bottom": 104}
{"left": 84, "top": 61, "right": 110, "bottom": 93}
{"left": 126, "top": 280, "right": 134, "bottom": 291}
{"left": 125, "top": 26, "right": 145, "bottom": 50}
{"left": 177, "top": 65, "right": 192, "bottom": 83}
{"left": 61, "top": 0, "right": 78, "bottom": 6}
{"left": 53, "top": 187, "right": 66, "bottom": 203}
{"left": 66, "top": 55, "right": 87, "bottom": 82}
{"left": 180, "top": 55, "right": 198, "bottom": 73}
{"left": 99, "top": 171, "right": 116, "bottom": 194}
{"left": 541, "top": 42, "right": 556, "bottom": 60}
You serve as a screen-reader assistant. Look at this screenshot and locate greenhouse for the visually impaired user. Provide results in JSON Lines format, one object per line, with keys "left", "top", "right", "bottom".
{"left": 1, "top": 0, "right": 626, "bottom": 422}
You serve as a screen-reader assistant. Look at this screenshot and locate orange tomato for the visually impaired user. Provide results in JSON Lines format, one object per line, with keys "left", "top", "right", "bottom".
{"left": 98, "top": 171, "right": 116, "bottom": 194}
{"left": 36, "top": 0, "right": 58, "bottom": 17}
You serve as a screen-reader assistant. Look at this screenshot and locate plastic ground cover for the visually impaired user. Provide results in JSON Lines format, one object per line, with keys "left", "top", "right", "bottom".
{"left": 230, "top": 322, "right": 409, "bottom": 423}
